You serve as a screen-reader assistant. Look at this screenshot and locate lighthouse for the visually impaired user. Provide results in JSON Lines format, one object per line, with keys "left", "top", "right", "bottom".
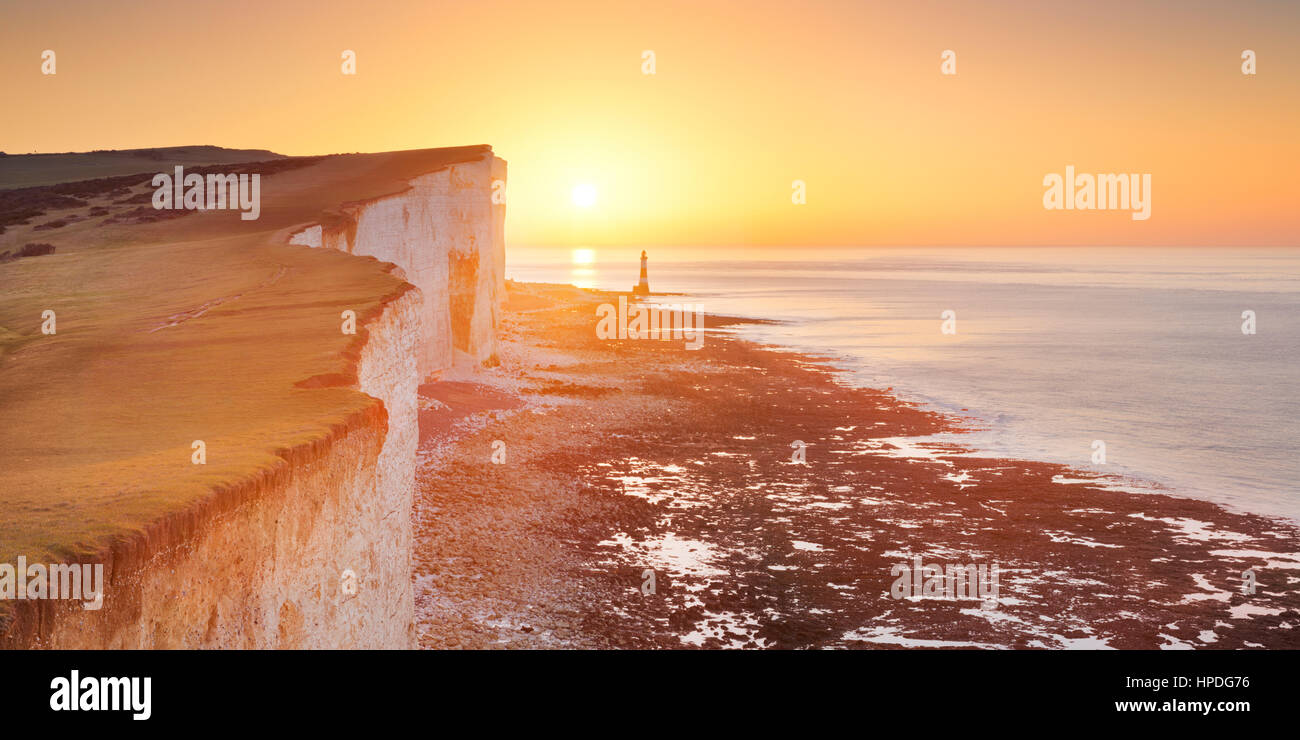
{"left": 633, "top": 250, "right": 650, "bottom": 295}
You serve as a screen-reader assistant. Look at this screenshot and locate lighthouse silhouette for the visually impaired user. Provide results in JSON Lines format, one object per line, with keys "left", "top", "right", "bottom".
{"left": 633, "top": 250, "right": 650, "bottom": 296}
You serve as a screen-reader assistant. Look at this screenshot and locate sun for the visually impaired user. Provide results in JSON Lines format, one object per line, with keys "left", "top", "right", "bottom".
{"left": 571, "top": 183, "right": 597, "bottom": 208}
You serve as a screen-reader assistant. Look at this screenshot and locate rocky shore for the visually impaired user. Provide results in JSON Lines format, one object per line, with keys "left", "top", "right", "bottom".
{"left": 411, "top": 282, "right": 1300, "bottom": 649}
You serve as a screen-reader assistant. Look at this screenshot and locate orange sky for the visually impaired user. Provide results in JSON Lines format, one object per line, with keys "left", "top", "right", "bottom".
{"left": 2, "top": 0, "right": 1298, "bottom": 247}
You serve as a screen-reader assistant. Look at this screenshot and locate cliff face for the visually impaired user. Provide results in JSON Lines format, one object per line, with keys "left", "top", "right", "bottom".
{"left": 2, "top": 148, "right": 505, "bottom": 649}
{"left": 292, "top": 155, "right": 508, "bottom": 376}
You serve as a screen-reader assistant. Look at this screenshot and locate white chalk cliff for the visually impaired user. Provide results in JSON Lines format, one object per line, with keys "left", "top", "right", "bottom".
{"left": 291, "top": 155, "right": 508, "bottom": 375}
{"left": 5, "top": 150, "right": 507, "bottom": 649}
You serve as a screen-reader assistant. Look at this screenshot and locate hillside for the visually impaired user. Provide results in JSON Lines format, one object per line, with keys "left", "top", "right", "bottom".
{"left": 0, "top": 145, "right": 287, "bottom": 189}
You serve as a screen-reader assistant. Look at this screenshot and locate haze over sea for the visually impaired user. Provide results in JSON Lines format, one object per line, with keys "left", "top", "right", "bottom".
{"left": 510, "top": 246, "right": 1300, "bottom": 522}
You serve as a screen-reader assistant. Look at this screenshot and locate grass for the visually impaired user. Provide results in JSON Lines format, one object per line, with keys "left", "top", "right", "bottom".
{"left": 0, "top": 157, "right": 324, "bottom": 234}
{"left": 0, "top": 145, "right": 286, "bottom": 189}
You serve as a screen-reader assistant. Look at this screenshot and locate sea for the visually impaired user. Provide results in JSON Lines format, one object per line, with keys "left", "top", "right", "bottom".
{"left": 508, "top": 246, "right": 1300, "bottom": 522}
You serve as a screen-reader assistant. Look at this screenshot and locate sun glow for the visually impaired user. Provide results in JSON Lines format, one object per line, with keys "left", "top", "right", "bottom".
{"left": 569, "top": 247, "right": 596, "bottom": 289}
{"left": 571, "top": 183, "right": 597, "bottom": 208}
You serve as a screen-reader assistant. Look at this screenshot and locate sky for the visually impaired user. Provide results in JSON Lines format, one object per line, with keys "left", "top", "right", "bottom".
{"left": 2, "top": 0, "right": 1298, "bottom": 247}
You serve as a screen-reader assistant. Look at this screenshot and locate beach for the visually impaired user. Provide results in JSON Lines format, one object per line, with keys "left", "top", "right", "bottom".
{"left": 410, "top": 281, "right": 1300, "bottom": 649}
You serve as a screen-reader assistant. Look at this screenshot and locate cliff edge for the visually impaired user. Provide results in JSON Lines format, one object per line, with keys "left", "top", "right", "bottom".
{"left": 0, "top": 146, "right": 506, "bottom": 648}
